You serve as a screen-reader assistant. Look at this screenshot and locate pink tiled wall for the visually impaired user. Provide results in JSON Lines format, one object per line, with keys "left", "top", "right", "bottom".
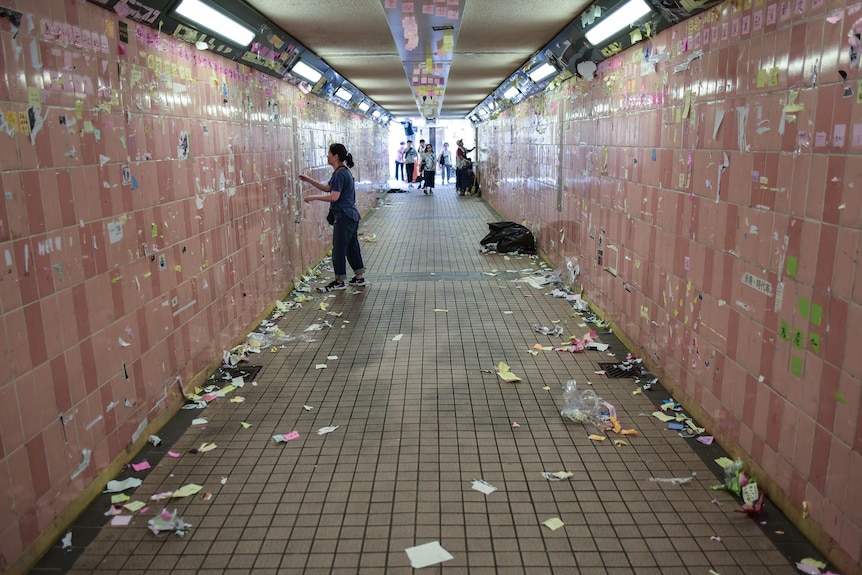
{"left": 0, "top": 0, "right": 386, "bottom": 570}
{"left": 480, "top": 0, "right": 861, "bottom": 571}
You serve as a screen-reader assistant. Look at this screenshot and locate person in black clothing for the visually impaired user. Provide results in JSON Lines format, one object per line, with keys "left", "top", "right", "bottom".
{"left": 403, "top": 140, "right": 417, "bottom": 186}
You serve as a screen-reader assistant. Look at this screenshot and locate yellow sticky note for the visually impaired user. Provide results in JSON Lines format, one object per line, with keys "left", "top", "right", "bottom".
{"left": 124, "top": 501, "right": 146, "bottom": 512}
{"left": 542, "top": 517, "right": 565, "bottom": 530}
{"left": 198, "top": 442, "right": 217, "bottom": 452}
{"left": 757, "top": 69, "right": 767, "bottom": 88}
{"left": 229, "top": 396, "right": 245, "bottom": 403}
{"left": 588, "top": 434, "right": 606, "bottom": 442}
{"left": 28, "top": 86, "right": 41, "bottom": 109}
{"left": 496, "top": 362, "right": 522, "bottom": 383}
{"left": 714, "top": 457, "right": 735, "bottom": 468}
{"left": 240, "top": 422, "right": 252, "bottom": 428}
{"left": 315, "top": 364, "right": 327, "bottom": 369}
{"left": 652, "top": 411, "right": 676, "bottom": 422}
{"left": 172, "top": 483, "right": 203, "bottom": 498}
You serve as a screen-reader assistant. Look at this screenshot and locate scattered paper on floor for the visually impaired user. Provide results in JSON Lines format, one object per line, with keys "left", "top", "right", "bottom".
{"left": 495, "top": 362, "right": 522, "bottom": 382}
{"left": 471, "top": 479, "right": 497, "bottom": 495}
{"left": 405, "top": 541, "right": 454, "bottom": 569}
{"left": 542, "top": 517, "right": 565, "bottom": 530}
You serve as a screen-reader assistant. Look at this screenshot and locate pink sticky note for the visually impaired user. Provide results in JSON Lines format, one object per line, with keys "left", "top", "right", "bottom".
{"left": 168, "top": 451, "right": 181, "bottom": 458}
{"left": 111, "top": 515, "right": 132, "bottom": 526}
{"left": 697, "top": 436, "right": 715, "bottom": 445}
{"left": 283, "top": 430, "right": 300, "bottom": 441}
{"left": 131, "top": 461, "right": 151, "bottom": 471}
{"left": 512, "top": 422, "right": 520, "bottom": 428}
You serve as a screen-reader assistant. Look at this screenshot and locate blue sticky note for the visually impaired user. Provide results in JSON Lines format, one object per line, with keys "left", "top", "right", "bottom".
{"left": 652, "top": 149, "right": 657, "bottom": 161}
{"left": 668, "top": 422, "right": 685, "bottom": 430}
{"left": 131, "top": 176, "right": 139, "bottom": 190}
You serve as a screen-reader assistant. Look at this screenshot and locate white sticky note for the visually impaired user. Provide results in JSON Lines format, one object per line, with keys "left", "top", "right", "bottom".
{"left": 404, "top": 541, "right": 454, "bottom": 569}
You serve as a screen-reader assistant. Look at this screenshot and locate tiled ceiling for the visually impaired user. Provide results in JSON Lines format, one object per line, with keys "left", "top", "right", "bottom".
{"left": 245, "top": 0, "right": 591, "bottom": 119}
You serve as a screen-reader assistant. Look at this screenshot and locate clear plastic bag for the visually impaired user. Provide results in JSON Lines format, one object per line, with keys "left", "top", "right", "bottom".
{"left": 560, "top": 379, "right": 604, "bottom": 427}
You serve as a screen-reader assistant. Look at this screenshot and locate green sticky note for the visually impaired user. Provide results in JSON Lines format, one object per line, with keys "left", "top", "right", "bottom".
{"left": 790, "top": 356, "right": 803, "bottom": 377}
{"left": 786, "top": 256, "right": 798, "bottom": 277}
{"left": 798, "top": 297, "right": 810, "bottom": 319}
{"left": 810, "top": 303, "right": 823, "bottom": 326}
{"left": 151, "top": 223, "right": 158, "bottom": 237}
{"left": 808, "top": 333, "right": 820, "bottom": 354}
{"left": 241, "top": 422, "right": 251, "bottom": 429}
{"left": 835, "top": 392, "right": 847, "bottom": 404}
{"left": 779, "top": 321, "right": 790, "bottom": 342}
{"left": 792, "top": 329, "right": 805, "bottom": 350}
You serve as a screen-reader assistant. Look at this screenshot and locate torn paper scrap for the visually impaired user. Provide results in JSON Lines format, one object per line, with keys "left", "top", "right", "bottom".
{"left": 148, "top": 435, "right": 162, "bottom": 446}
{"left": 110, "top": 515, "right": 132, "bottom": 527}
{"left": 649, "top": 473, "right": 696, "bottom": 485}
{"left": 471, "top": 479, "right": 498, "bottom": 495}
{"left": 130, "top": 461, "right": 151, "bottom": 472}
{"left": 124, "top": 501, "right": 146, "bottom": 512}
{"left": 405, "top": 540, "right": 454, "bottom": 569}
{"left": 543, "top": 471, "right": 574, "bottom": 481}
{"left": 273, "top": 430, "right": 300, "bottom": 443}
{"left": 495, "top": 361, "right": 522, "bottom": 382}
{"left": 104, "top": 477, "right": 143, "bottom": 493}
{"left": 191, "top": 418, "right": 208, "bottom": 425}
{"left": 542, "top": 517, "right": 565, "bottom": 530}
{"left": 172, "top": 484, "right": 203, "bottom": 498}
{"left": 197, "top": 442, "right": 217, "bottom": 452}
{"left": 652, "top": 411, "right": 676, "bottom": 422}
{"left": 317, "top": 426, "right": 339, "bottom": 435}
{"left": 148, "top": 508, "right": 192, "bottom": 535}
{"left": 61, "top": 532, "right": 72, "bottom": 549}
{"left": 392, "top": 334, "right": 404, "bottom": 341}
{"left": 588, "top": 434, "right": 606, "bottom": 441}
{"left": 303, "top": 405, "right": 314, "bottom": 411}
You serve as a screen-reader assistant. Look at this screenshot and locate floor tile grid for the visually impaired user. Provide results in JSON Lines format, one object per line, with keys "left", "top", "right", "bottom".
{"left": 60, "top": 186, "right": 798, "bottom": 574}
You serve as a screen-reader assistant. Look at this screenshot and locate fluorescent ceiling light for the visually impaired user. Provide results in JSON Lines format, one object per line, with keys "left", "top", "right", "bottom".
{"left": 334, "top": 87, "right": 353, "bottom": 101}
{"left": 358, "top": 101, "right": 370, "bottom": 112}
{"left": 291, "top": 61, "right": 322, "bottom": 84}
{"left": 503, "top": 86, "right": 520, "bottom": 100}
{"left": 372, "top": 110, "right": 381, "bottom": 118}
{"left": 585, "top": 0, "right": 652, "bottom": 45}
{"left": 174, "top": 0, "right": 256, "bottom": 47}
{"left": 528, "top": 62, "right": 557, "bottom": 83}
{"left": 477, "top": 108, "right": 489, "bottom": 118}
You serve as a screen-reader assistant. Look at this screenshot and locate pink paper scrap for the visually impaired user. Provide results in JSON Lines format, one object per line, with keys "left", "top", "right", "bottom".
{"left": 131, "top": 461, "right": 151, "bottom": 471}
{"left": 697, "top": 436, "right": 714, "bottom": 445}
{"left": 168, "top": 450, "right": 182, "bottom": 458}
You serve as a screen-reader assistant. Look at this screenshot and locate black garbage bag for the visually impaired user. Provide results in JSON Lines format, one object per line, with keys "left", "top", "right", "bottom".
{"left": 480, "top": 222, "right": 536, "bottom": 254}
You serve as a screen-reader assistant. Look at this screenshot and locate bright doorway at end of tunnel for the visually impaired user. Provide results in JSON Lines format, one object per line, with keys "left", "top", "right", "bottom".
{"left": 388, "top": 117, "right": 474, "bottom": 181}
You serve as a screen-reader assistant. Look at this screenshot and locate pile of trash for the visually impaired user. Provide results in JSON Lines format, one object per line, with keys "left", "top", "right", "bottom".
{"left": 480, "top": 222, "right": 536, "bottom": 254}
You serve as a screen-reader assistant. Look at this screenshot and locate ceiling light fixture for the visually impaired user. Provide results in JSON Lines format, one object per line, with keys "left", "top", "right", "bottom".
{"left": 527, "top": 62, "right": 557, "bottom": 83}
{"left": 585, "top": 0, "right": 653, "bottom": 45}
{"left": 503, "top": 86, "right": 520, "bottom": 100}
{"left": 334, "top": 87, "right": 353, "bottom": 101}
{"left": 291, "top": 61, "right": 323, "bottom": 84}
{"left": 358, "top": 101, "right": 370, "bottom": 112}
{"left": 173, "top": 0, "right": 256, "bottom": 48}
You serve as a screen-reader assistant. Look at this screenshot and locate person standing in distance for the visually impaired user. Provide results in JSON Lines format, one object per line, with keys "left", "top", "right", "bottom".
{"left": 299, "top": 143, "right": 367, "bottom": 291}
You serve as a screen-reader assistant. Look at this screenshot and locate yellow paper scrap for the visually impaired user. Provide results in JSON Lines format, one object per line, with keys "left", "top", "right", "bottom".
{"left": 610, "top": 417, "right": 622, "bottom": 434}
{"left": 714, "top": 457, "right": 735, "bottom": 468}
{"left": 240, "top": 422, "right": 252, "bottom": 429}
{"left": 799, "top": 558, "right": 826, "bottom": 569}
{"left": 124, "top": 501, "right": 146, "bottom": 512}
{"left": 433, "top": 308, "right": 449, "bottom": 312}
{"left": 229, "top": 396, "right": 245, "bottom": 403}
{"left": 621, "top": 429, "right": 638, "bottom": 436}
{"left": 542, "top": 517, "right": 565, "bottom": 530}
{"left": 496, "top": 362, "right": 522, "bottom": 383}
{"left": 528, "top": 349, "right": 539, "bottom": 356}
{"left": 198, "top": 442, "right": 217, "bottom": 452}
{"left": 172, "top": 484, "right": 204, "bottom": 498}
{"left": 111, "top": 493, "right": 130, "bottom": 504}
{"left": 542, "top": 386, "right": 551, "bottom": 391}
{"left": 315, "top": 364, "right": 327, "bottom": 369}
{"left": 219, "top": 384, "right": 236, "bottom": 395}
{"left": 613, "top": 439, "right": 628, "bottom": 447}
{"left": 632, "top": 388, "right": 643, "bottom": 395}
{"left": 270, "top": 347, "right": 279, "bottom": 352}
{"left": 652, "top": 411, "right": 676, "bottom": 422}
{"left": 319, "top": 302, "right": 328, "bottom": 311}
{"left": 588, "top": 434, "right": 606, "bottom": 441}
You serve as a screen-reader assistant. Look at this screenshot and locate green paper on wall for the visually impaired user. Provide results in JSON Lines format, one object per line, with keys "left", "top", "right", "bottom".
{"left": 808, "top": 333, "right": 820, "bottom": 354}
{"left": 835, "top": 392, "right": 847, "bottom": 404}
{"left": 786, "top": 256, "right": 798, "bottom": 277}
{"left": 790, "top": 356, "right": 803, "bottom": 378}
{"left": 810, "top": 303, "right": 823, "bottom": 326}
{"left": 798, "top": 297, "right": 809, "bottom": 319}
